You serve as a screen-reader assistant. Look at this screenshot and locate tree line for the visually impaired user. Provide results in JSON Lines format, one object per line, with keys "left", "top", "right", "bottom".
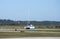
{"left": 0, "top": 19, "right": 60, "bottom": 26}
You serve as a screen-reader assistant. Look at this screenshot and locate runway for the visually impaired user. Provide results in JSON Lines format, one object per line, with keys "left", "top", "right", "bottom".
{"left": 0, "top": 29, "right": 60, "bottom": 31}
{"left": 0, "top": 37, "right": 60, "bottom": 39}
{"left": 0, "top": 29, "right": 60, "bottom": 33}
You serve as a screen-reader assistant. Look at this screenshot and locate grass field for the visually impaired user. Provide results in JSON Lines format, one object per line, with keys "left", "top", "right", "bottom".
{"left": 0, "top": 25, "right": 22, "bottom": 29}
{"left": 0, "top": 32, "right": 60, "bottom": 38}
{"left": 0, "top": 25, "right": 59, "bottom": 29}
{"left": 0, "top": 25, "right": 60, "bottom": 38}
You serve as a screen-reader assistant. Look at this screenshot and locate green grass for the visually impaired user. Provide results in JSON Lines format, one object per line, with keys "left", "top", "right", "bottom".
{"left": 23, "top": 30, "right": 60, "bottom": 32}
{"left": 0, "top": 25, "right": 60, "bottom": 38}
{"left": 0, "top": 25, "right": 60, "bottom": 29}
{"left": 0, "top": 32, "right": 60, "bottom": 38}
{"left": 33, "top": 30, "right": 60, "bottom": 32}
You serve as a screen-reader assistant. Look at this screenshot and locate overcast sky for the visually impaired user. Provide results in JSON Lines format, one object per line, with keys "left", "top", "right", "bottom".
{"left": 0, "top": 0, "right": 60, "bottom": 21}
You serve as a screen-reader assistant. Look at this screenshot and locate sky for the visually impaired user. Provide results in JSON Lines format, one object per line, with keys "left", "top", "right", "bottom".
{"left": 0, "top": 0, "right": 60, "bottom": 21}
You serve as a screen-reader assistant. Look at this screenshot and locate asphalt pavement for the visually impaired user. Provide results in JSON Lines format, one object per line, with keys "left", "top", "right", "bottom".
{"left": 0, "top": 37, "right": 60, "bottom": 39}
